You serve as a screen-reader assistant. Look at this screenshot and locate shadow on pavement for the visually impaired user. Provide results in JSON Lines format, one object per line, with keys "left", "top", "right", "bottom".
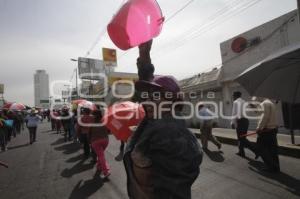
{"left": 66, "top": 154, "right": 85, "bottom": 163}
{"left": 51, "top": 137, "right": 65, "bottom": 146}
{"left": 249, "top": 160, "right": 300, "bottom": 197}
{"left": 68, "top": 173, "right": 104, "bottom": 199}
{"left": 7, "top": 143, "right": 30, "bottom": 150}
{"left": 61, "top": 158, "right": 94, "bottom": 178}
{"left": 40, "top": 129, "right": 53, "bottom": 133}
{"left": 203, "top": 149, "right": 225, "bottom": 162}
{"left": 54, "top": 142, "right": 80, "bottom": 155}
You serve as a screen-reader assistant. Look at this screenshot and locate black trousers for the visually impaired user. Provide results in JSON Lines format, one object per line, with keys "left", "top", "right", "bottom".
{"left": 236, "top": 118, "right": 257, "bottom": 155}
{"left": 257, "top": 129, "right": 280, "bottom": 171}
{"left": 63, "top": 125, "right": 72, "bottom": 141}
{"left": 79, "top": 134, "right": 90, "bottom": 156}
{"left": 28, "top": 127, "right": 37, "bottom": 143}
{"left": 51, "top": 119, "right": 56, "bottom": 130}
{"left": 0, "top": 129, "right": 6, "bottom": 150}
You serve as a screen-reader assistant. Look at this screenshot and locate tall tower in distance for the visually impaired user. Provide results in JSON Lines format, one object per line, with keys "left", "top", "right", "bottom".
{"left": 34, "top": 70, "right": 49, "bottom": 109}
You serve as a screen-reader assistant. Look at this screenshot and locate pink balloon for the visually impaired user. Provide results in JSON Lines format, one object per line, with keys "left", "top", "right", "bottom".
{"left": 108, "top": 0, "right": 164, "bottom": 50}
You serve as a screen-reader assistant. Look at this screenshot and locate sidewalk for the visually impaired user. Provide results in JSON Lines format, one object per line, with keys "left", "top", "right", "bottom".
{"left": 190, "top": 128, "right": 300, "bottom": 159}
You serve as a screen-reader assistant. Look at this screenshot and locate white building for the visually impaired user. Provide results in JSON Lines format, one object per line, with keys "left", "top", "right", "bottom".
{"left": 180, "top": 10, "right": 300, "bottom": 130}
{"left": 220, "top": 9, "right": 300, "bottom": 129}
{"left": 34, "top": 70, "right": 50, "bottom": 109}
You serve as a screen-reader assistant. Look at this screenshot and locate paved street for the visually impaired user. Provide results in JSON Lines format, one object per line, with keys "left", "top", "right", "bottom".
{"left": 0, "top": 122, "right": 299, "bottom": 199}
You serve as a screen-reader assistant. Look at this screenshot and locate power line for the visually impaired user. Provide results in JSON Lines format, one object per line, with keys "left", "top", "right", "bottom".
{"left": 152, "top": 0, "right": 252, "bottom": 55}
{"left": 85, "top": 28, "right": 107, "bottom": 57}
{"left": 152, "top": 0, "right": 263, "bottom": 58}
{"left": 119, "top": 0, "right": 197, "bottom": 60}
{"left": 164, "top": 0, "right": 195, "bottom": 23}
{"left": 186, "top": 0, "right": 263, "bottom": 42}
{"left": 84, "top": 0, "right": 127, "bottom": 57}
{"left": 120, "top": 0, "right": 248, "bottom": 66}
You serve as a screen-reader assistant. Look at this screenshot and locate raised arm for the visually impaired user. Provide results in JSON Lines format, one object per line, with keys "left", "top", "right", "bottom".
{"left": 136, "top": 39, "right": 155, "bottom": 81}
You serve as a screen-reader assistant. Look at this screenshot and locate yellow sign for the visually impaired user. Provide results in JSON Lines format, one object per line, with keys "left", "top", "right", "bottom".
{"left": 102, "top": 48, "right": 117, "bottom": 67}
{"left": 0, "top": 84, "right": 4, "bottom": 94}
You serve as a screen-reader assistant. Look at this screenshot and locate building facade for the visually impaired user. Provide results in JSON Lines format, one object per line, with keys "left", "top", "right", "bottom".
{"left": 220, "top": 9, "right": 300, "bottom": 129}
{"left": 34, "top": 70, "right": 50, "bottom": 109}
{"left": 180, "top": 10, "right": 300, "bottom": 130}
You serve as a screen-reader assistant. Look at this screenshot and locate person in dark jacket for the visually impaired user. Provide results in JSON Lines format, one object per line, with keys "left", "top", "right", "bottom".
{"left": 76, "top": 108, "right": 94, "bottom": 157}
{"left": 61, "top": 108, "right": 72, "bottom": 142}
{"left": 123, "top": 40, "right": 202, "bottom": 199}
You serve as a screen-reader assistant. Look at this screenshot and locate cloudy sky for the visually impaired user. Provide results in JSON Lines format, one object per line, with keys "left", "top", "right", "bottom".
{"left": 0, "top": 0, "right": 297, "bottom": 106}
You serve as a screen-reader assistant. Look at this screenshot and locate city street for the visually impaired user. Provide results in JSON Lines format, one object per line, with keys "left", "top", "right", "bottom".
{"left": 0, "top": 122, "right": 299, "bottom": 199}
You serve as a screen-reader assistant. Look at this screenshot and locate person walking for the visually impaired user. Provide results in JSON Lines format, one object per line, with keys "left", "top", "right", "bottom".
{"left": 76, "top": 108, "right": 94, "bottom": 157}
{"left": 198, "top": 103, "right": 221, "bottom": 151}
{"left": 70, "top": 109, "right": 77, "bottom": 142}
{"left": 61, "top": 108, "right": 72, "bottom": 142}
{"left": 1, "top": 110, "right": 9, "bottom": 146}
{"left": 89, "top": 109, "right": 110, "bottom": 178}
{"left": 50, "top": 110, "right": 56, "bottom": 131}
{"left": 25, "top": 109, "right": 41, "bottom": 144}
{"left": 231, "top": 91, "right": 257, "bottom": 158}
{"left": 0, "top": 111, "right": 7, "bottom": 151}
{"left": 55, "top": 110, "right": 62, "bottom": 134}
{"left": 6, "top": 111, "right": 15, "bottom": 139}
{"left": 14, "top": 111, "right": 23, "bottom": 134}
{"left": 123, "top": 40, "right": 202, "bottom": 199}
{"left": 256, "top": 98, "right": 280, "bottom": 173}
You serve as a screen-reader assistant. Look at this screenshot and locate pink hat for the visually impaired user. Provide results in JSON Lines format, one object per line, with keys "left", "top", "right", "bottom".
{"left": 135, "top": 75, "right": 180, "bottom": 94}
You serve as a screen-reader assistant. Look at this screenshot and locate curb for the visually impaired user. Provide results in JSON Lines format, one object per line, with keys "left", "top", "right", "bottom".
{"left": 194, "top": 133, "right": 300, "bottom": 159}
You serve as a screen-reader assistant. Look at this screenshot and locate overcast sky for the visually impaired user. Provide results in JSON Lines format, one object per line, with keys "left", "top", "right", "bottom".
{"left": 0, "top": 0, "right": 297, "bottom": 106}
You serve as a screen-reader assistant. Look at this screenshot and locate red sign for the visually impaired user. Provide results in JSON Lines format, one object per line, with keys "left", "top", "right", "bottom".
{"left": 231, "top": 37, "right": 247, "bottom": 53}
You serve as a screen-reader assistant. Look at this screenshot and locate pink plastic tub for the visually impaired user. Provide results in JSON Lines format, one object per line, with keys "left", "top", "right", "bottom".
{"left": 108, "top": 0, "right": 164, "bottom": 50}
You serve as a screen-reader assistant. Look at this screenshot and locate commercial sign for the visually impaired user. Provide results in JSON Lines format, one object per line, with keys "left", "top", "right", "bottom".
{"left": 108, "top": 72, "right": 138, "bottom": 86}
{"left": 102, "top": 48, "right": 117, "bottom": 67}
{"left": 78, "top": 57, "right": 105, "bottom": 80}
{"left": 0, "top": 84, "right": 4, "bottom": 94}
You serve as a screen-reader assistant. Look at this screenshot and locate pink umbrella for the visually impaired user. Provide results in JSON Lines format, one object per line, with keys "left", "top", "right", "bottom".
{"left": 102, "top": 101, "right": 145, "bottom": 141}
{"left": 78, "top": 100, "right": 97, "bottom": 111}
{"left": 72, "top": 99, "right": 87, "bottom": 105}
{"left": 10, "top": 103, "right": 26, "bottom": 111}
{"left": 3, "top": 102, "right": 14, "bottom": 109}
{"left": 71, "top": 99, "right": 87, "bottom": 110}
